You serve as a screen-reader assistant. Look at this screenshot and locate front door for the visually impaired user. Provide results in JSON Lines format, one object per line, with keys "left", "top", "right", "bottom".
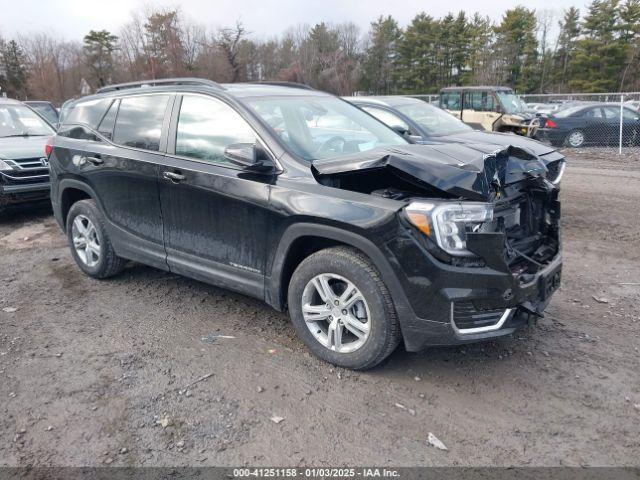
{"left": 157, "top": 94, "right": 273, "bottom": 299}
{"left": 603, "top": 106, "right": 639, "bottom": 146}
{"left": 462, "top": 91, "right": 498, "bottom": 131}
{"left": 580, "top": 107, "right": 607, "bottom": 145}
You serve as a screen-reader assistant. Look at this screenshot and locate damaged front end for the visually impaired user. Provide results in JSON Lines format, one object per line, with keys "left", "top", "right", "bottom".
{"left": 313, "top": 144, "right": 562, "bottom": 346}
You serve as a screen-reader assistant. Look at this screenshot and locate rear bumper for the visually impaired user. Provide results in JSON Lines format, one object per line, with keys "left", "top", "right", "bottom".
{"left": 536, "top": 128, "right": 566, "bottom": 144}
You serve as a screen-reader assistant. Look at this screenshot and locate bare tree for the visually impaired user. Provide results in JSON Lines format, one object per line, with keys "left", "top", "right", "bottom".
{"left": 216, "top": 21, "right": 248, "bottom": 82}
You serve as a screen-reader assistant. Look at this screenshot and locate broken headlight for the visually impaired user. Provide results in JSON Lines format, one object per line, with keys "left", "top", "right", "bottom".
{"left": 404, "top": 202, "right": 494, "bottom": 256}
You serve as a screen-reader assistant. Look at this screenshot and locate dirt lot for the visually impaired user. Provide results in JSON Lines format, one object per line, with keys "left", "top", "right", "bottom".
{"left": 0, "top": 149, "right": 639, "bottom": 467}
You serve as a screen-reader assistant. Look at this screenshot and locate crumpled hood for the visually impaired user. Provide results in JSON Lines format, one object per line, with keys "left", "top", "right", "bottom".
{"left": 431, "top": 130, "right": 556, "bottom": 156}
{"left": 312, "top": 143, "right": 554, "bottom": 202}
{"left": 0, "top": 136, "right": 49, "bottom": 160}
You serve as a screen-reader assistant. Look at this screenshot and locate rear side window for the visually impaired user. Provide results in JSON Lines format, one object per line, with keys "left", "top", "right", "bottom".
{"left": 113, "top": 95, "right": 170, "bottom": 151}
{"left": 64, "top": 98, "right": 112, "bottom": 129}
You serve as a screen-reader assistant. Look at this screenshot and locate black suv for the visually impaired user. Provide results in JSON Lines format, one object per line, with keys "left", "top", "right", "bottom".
{"left": 49, "top": 78, "right": 562, "bottom": 369}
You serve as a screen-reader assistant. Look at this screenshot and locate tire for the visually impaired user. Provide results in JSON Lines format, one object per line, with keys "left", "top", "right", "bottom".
{"left": 564, "top": 129, "right": 586, "bottom": 148}
{"left": 287, "top": 246, "right": 401, "bottom": 370}
{"left": 66, "top": 199, "right": 125, "bottom": 279}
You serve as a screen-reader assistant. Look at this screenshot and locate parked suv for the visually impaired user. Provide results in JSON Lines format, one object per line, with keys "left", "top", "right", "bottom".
{"left": 49, "top": 78, "right": 562, "bottom": 369}
{"left": 1, "top": 98, "right": 55, "bottom": 213}
{"left": 440, "top": 86, "right": 540, "bottom": 137}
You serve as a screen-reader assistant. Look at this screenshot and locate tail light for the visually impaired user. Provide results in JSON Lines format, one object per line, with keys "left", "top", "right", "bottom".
{"left": 45, "top": 137, "right": 53, "bottom": 158}
{"left": 545, "top": 119, "right": 557, "bottom": 129}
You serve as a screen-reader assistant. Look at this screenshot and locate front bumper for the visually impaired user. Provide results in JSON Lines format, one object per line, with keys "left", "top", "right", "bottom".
{"left": 0, "top": 181, "right": 51, "bottom": 208}
{"left": 384, "top": 233, "right": 562, "bottom": 351}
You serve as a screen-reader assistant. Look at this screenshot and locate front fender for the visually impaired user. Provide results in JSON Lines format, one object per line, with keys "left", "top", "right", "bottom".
{"left": 265, "top": 222, "right": 414, "bottom": 326}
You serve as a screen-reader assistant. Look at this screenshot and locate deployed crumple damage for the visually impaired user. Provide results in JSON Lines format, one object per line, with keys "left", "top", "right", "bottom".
{"left": 313, "top": 143, "right": 561, "bottom": 280}
{"left": 312, "top": 143, "right": 557, "bottom": 202}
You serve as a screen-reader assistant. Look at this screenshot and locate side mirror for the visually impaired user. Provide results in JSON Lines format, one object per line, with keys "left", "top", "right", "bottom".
{"left": 391, "top": 125, "right": 409, "bottom": 136}
{"left": 224, "top": 143, "right": 275, "bottom": 173}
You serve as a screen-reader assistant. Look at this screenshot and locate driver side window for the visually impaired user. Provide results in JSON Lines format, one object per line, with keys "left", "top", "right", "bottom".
{"left": 176, "top": 95, "right": 257, "bottom": 165}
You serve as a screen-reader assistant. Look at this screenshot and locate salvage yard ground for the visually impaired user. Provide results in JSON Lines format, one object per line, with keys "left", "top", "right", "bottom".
{"left": 0, "top": 149, "right": 639, "bottom": 466}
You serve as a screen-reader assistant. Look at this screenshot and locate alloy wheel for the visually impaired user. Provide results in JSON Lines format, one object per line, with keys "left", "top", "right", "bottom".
{"left": 71, "top": 215, "right": 101, "bottom": 267}
{"left": 568, "top": 130, "right": 585, "bottom": 147}
{"left": 301, "top": 273, "right": 371, "bottom": 353}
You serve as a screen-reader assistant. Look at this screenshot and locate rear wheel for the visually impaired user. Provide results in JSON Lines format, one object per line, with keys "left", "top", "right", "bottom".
{"left": 287, "top": 246, "right": 400, "bottom": 370}
{"left": 66, "top": 200, "right": 125, "bottom": 279}
{"left": 565, "top": 129, "right": 586, "bottom": 148}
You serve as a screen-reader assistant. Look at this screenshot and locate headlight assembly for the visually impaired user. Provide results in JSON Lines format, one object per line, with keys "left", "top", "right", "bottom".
{"left": 0, "top": 158, "right": 14, "bottom": 172}
{"left": 405, "top": 201, "right": 494, "bottom": 256}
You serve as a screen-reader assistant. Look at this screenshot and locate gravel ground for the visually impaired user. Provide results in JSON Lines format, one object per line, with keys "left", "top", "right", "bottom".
{"left": 0, "top": 149, "right": 639, "bottom": 467}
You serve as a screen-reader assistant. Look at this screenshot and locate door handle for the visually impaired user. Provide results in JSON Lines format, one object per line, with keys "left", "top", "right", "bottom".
{"left": 84, "top": 156, "right": 103, "bottom": 166}
{"left": 163, "top": 171, "right": 186, "bottom": 183}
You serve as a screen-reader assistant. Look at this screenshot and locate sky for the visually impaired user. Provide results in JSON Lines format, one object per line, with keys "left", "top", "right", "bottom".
{"left": 0, "top": 0, "right": 591, "bottom": 41}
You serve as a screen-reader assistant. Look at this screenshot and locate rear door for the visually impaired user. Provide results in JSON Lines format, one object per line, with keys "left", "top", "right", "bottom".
{"left": 156, "top": 93, "right": 274, "bottom": 299}
{"left": 67, "top": 93, "right": 173, "bottom": 269}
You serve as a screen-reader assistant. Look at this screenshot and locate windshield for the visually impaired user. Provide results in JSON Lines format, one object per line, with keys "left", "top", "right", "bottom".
{"left": 244, "top": 96, "right": 407, "bottom": 162}
{"left": 395, "top": 102, "right": 472, "bottom": 136}
{"left": 27, "top": 104, "right": 58, "bottom": 125}
{"left": 496, "top": 92, "right": 526, "bottom": 114}
{"left": 0, "top": 104, "right": 55, "bottom": 138}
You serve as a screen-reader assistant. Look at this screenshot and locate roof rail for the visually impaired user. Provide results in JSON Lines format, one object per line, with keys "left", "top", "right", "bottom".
{"left": 254, "top": 81, "right": 315, "bottom": 91}
{"left": 96, "top": 77, "right": 224, "bottom": 94}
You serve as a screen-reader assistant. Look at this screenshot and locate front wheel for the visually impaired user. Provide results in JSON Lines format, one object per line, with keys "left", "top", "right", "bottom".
{"left": 565, "top": 129, "right": 586, "bottom": 148}
{"left": 287, "top": 246, "right": 401, "bottom": 370}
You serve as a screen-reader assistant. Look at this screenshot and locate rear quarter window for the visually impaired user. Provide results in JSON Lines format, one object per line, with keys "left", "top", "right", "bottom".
{"left": 63, "top": 98, "right": 112, "bottom": 129}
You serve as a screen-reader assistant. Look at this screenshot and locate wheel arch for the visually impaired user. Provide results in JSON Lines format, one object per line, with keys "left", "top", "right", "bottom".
{"left": 57, "top": 179, "right": 101, "bottom": 229}
{"left": 266, "top": 223, "right": 412, "bottom": 322}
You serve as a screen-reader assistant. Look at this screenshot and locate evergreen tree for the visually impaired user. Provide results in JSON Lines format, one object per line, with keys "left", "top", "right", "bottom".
{"left": 466, "top": 14, "right": 495, "bottom": 85}
{"left": 553, "top": 7, "right": 581, "bottom": 90}
{"left": 361, "top": 16, "right": 401, "bottom": 94}
{"left": 619, "top": 0, "right": 640, "bottom": 90}
{"left": 395, "top": 13, "right": 439, "bottom": 93}
{"left": 570, "top": 0, "right": 626, "bottom": 91}
{"left": 83, "top": 30, "right": 118, "bottom": 87}
{"left": 0, "top": 39, "right": 28, "bottom": 99}
{"left": 494, "top": 7, "right": 539, "bottom": 92}
{"left": 451, "top": 12, "right": 471, "bottom": 86}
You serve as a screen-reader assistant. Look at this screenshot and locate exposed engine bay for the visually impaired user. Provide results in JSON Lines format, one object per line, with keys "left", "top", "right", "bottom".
{"left": 312, "top": 144, "right": 563, "bottom": 277}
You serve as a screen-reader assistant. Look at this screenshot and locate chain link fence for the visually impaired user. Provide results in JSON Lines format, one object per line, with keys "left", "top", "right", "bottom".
{"left": 519, "top": 92, "right": 640, "bottom": 155}
{"left": 404, "top": 92, "right": 640, "bottom": 156}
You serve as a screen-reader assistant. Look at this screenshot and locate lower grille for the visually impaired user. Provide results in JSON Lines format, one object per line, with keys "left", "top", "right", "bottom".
{"left": 451, "top": 301, "right": 512, "bottom": 334}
